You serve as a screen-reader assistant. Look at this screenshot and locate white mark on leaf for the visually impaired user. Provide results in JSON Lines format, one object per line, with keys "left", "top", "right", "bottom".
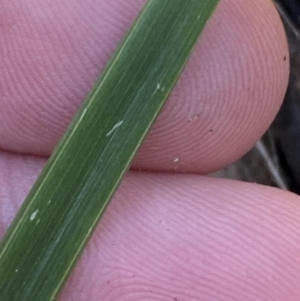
{"left": 29, "top": 209, "right": 39, "bottom": 222}
{"left": 174, "top": 158, "right": 179, "bottom": 163}
{"left": 156, "top": 83, "right": 166, "bottom": 93}
{"left": 106, "top": 121, "right": 123, "bottom": 137}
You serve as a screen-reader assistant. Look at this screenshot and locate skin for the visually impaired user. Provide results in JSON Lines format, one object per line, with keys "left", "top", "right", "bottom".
{"left": 0, "top": 0, "right": 297, "bottom": 300}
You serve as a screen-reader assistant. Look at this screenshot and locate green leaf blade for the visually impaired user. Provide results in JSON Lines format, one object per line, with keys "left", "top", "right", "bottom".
{"left": 0, "top": 1, "right": 219, "bottom": 300}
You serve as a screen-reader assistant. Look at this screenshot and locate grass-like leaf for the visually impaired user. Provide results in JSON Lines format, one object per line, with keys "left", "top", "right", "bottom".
{"left": 0, "top": 1, "right": 219, "bottom": 300}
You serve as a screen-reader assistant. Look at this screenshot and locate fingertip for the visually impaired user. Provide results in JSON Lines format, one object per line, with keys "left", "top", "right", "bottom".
{"left": 1, "top": 155, "right": 300, "bottom": 300}
{"left": 0, "top": 0, "right": 289, "bottom": 174}
{"left": 133, "top": 0, "right": 289, "bottom": 173}
{"left": 62, "top": 174, "right": 300, "bottom": 301}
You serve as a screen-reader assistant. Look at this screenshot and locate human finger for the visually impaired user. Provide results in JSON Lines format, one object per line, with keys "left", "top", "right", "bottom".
{"left": 0, "top": 0, "right": 289, "bottom": 173}
{"left": 0, "top": 153, "right": 300, "bottom": 300}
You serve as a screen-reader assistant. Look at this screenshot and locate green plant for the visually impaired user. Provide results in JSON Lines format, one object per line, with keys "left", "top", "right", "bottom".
{"left": 0, "top": 1, "right": 219, "bottom": 300}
